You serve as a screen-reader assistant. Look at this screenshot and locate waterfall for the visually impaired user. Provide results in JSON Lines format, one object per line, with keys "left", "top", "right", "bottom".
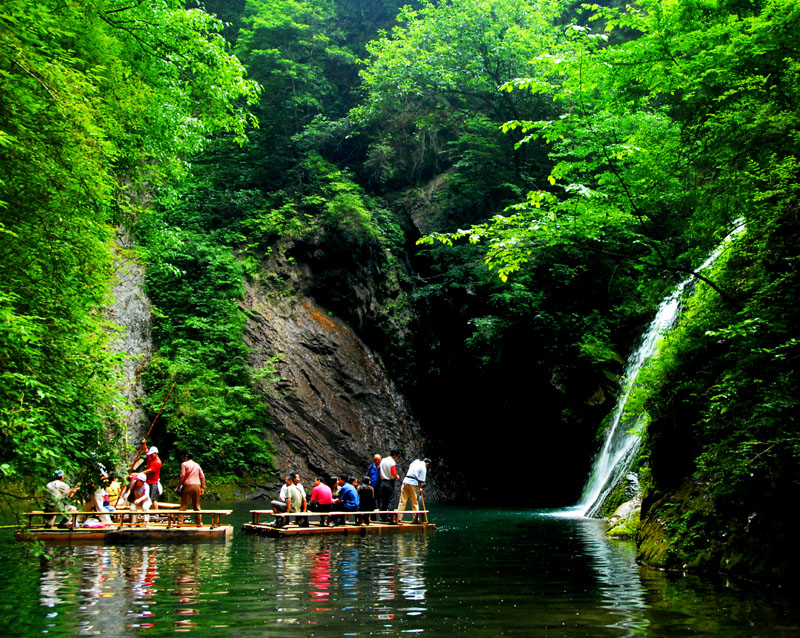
{"left": 577, "top": 222, "right": 745, "bottom": 518}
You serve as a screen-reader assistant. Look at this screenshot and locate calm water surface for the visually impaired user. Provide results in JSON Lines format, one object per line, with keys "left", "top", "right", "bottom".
{"left": 1, "top": 503, "right": 798, "bottom": 637}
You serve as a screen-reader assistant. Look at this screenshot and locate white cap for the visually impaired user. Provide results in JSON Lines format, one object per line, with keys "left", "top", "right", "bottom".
{"left": 146, "top": 446, "right": 158, "bottom": 455}
{"left": 136, "top": 473, "right": 147, "bottom": 482}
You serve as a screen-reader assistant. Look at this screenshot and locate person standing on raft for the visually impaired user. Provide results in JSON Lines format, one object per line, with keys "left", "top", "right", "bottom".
{"left": 177, "top": 453, "right": 205, "bottom": 526}
{"left": 43, "top": 469, "right": 78, "bottom": 528}
{"left": 398, "top": 458, "right": 430, "bottom": 523}
{"left": 378, "top": 450, "right": 399, "bottom": 522}
{"left": 143, "top": 445, "right": 162, "bottom": 510}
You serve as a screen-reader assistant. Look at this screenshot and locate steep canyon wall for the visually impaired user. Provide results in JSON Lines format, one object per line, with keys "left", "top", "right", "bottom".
{"left": 108, "top": 227, "right": 153, "bottom": 449}
{"left": 108, "top": 229, "right": 428, "bottom": 493}
{"left": 243, "top": 286, "right": 427, "bottom": 491}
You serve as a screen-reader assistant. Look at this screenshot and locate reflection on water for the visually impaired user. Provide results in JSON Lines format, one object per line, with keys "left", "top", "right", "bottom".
{"left": 35, "top": 542, "right": 232, "bottom": 636}
{"left": 265, "top": 531, "right": 430, "bottom": 632}
{"left": 574, "top": 517, "right": 648, "bottom": 636}
{"left": 2, "top": 503, "right": 800, "bottom": 637}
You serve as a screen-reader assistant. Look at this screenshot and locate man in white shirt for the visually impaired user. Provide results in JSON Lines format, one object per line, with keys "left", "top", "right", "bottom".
{"left": 271, "top": 475, "right": 293, "bottom": 514}
{"left": 43, "top": 469, "right": 77, "bottom": 528}
{"left": 379, "top": 450, "right": 400, "bottom": 521}
{"left": 292, "top": 472, "right": 309, "bottom": 526}
{"left": 398, "top": 458, "right": 431, "bottom": 523}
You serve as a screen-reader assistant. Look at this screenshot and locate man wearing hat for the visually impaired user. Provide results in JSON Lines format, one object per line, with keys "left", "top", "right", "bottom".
{"left": 143, "top": 444, "right": 162, "bottom": 510}
{"left": 43, "top": 469, "right": 77, "bottom": 528}
{"left": 129, "top": 472, "right": 152, "bottom": 524}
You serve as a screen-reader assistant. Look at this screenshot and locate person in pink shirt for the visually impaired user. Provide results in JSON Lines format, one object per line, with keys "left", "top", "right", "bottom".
{"left": 177, "top": 452, "right": 205, "bottom": 526}
{"left": 309, "top": 476, "right": 333, "bottom": 526}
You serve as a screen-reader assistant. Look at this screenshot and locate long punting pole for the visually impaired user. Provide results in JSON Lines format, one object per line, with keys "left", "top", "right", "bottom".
{"left": 115, "top": 380, "right": 177, "bottom": 507}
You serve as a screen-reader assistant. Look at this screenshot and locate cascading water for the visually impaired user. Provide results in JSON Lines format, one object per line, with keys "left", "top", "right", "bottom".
{"left": 577, "top": 221, "right": 746, "bottom": 518}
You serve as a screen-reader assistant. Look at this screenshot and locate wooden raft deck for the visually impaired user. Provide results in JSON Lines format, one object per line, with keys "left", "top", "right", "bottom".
{"left": 16, "top": 509, "right": 234, "bottom": 544}
{"left": 242, "top": 509, "right": 436, "bottom": 538}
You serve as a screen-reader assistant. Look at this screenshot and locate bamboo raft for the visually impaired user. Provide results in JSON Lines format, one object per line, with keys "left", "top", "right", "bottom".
{"left": 242, "top": 509, "right": 436, "bottom": 538}
{"left": 15, "top": 508, "right": 234, "bottom": 544}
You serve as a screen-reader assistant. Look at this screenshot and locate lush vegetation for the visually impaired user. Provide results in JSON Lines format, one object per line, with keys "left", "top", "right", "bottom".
{"left": 438, "top": 0, "right": 800, "bottom": 573}
{"left": 3, "top": 0, "right": 800, "bottom": 578}
{"left": 0, "top": 0, "right": 257, "bottom": 491}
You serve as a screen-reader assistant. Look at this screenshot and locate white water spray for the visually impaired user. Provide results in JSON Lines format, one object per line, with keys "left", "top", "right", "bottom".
{"left": 577, "top": 221, "right": 745, "bottom": 518}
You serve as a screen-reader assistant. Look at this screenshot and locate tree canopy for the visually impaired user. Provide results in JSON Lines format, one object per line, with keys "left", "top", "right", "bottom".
{"left": 0, "top": 0, "right": 258, "bottom": 487}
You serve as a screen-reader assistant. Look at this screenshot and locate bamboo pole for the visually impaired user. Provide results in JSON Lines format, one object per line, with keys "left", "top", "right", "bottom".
{"left": 115, "top": 380, "right": 177, "bottom": 507}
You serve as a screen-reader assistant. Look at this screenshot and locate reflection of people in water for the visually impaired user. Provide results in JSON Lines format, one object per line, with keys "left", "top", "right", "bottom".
{"left": 129, "top": 547, "right": 157, "bottom": 600}
{"left": 339, "top": 546, "right": 359, "bottom": 600}
{"left": 173, "top": 546, "right": 201, "bottom": 630}
{"left": 40, "top": 565, "right": 66, "bottom": 607}
{"left": 33, "top": 543, "right": 233, "bottom": 635}
{"left": 309, "top": 549, "right": 331, "bottom": 610}
{"left": 397, "top": 537, "right": 427, "bottom": 604}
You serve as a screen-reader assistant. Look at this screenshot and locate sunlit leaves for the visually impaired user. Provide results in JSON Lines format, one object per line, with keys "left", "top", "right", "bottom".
{"left": 355, "top": 0, "right": 561, "bottom": 190}
{"left": 0, "top": 0, "right": 259, "bottom": 488}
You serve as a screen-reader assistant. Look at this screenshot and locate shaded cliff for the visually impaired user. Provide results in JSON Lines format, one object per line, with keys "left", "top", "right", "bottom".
{"left": 243, "top": 284, "right": 429, "bottom": 494}
{"left": 631, "top": 208, "right": 800, "bottom": 584}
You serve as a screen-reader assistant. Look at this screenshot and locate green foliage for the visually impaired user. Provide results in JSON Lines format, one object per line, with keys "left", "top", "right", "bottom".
{"left": 402, "top": 0, "right": 800, "bottom": 522}
{"left": 598, "top": 480, "right": 628, "bottom": 518}
{"left": 0, "top": 0, "right": 259, "bottom": 492}
{"left": 454, "top": 0, "right": 800, "bottom": 283}
{"left": 136, "top": 209, "right": 275, "bottom": 475}
{"left": 355, "top": 0, "right": 559, "bottom": 205}
{"left": 122, "top": 0, "right": 423, "bottom": 480}
{"left": 636, "top": 198, "right": 800, "bottom": 574}
{"left": 224, "top": 0, "right": 362, "bottom": 188}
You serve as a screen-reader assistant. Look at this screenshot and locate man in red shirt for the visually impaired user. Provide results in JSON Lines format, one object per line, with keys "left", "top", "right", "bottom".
{"left": 309, "top": 476, "right": 333, "bottom": 526}
{"left": 143, "top": 445, "right": 162, "bottom": 510}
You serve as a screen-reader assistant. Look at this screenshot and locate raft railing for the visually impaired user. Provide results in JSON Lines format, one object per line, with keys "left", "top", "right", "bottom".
{"left": 248, "top": 509, "right": 430, "bottom": 528}
{"left": 22, "top": 508, "right": 233, "bottom": 530}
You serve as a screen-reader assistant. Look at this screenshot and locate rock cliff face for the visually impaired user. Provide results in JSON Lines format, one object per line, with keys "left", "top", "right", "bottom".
{"left": 109, "top": 227, "right": 430, "bottom": 496}
{"left": 243, "top": 282, "right": 428, "bottom": 492}
{"left": 108, "top": 227, "right": 152, "bottom": 445}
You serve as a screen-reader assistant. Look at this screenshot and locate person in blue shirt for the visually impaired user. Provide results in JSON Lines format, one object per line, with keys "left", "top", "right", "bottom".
{"left": 365, "top": 454, "right": 381, "bottom": 500}
{"left": 331, "top": 474, "right": 359, "bottom": 525}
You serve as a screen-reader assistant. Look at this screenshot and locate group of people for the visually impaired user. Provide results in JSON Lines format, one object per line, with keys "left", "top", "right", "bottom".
{"left": 43, "top": 445, "right": 431, "bottom": 530}
{"left": 42, "top": 443, "right": 207, "bottom": 528}
{"left": 269, "top": 452, "right": 431, "bottom": 527}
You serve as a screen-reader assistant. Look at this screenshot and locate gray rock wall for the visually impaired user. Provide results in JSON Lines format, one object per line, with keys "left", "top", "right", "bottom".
{"left": 108, "top": 226, "right": 152, "bottom": 449}
{"left": 105, "top": 230, "right": 429, "bottom": 497}
{"left": 243, "top": 283, "right": 428, "bottom": 493}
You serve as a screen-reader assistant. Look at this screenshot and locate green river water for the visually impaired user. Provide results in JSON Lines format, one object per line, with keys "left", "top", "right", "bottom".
{"left": 1, "top": 502, "right": 798, "bottom": 637}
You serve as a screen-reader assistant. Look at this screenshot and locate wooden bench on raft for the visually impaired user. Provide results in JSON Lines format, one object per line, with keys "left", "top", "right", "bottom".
{"left": 248, "top": 509, "right": 430, "bottom": 528}
{"left": 23, "top": 508, "right": 233, "bottom": 530}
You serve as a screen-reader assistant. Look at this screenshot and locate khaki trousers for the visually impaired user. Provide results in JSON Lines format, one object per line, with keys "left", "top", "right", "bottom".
{"left": 398, "top": 483, "right": 420, "bottom": 522}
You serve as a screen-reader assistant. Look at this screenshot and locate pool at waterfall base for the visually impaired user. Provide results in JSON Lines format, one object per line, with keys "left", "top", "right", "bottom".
{"left": 1, "top": 502, "right": 799, "bottom": 637}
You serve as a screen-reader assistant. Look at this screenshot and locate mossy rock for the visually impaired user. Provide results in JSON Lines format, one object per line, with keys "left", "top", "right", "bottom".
{"left": 636, "top": 480, "right": 721, "bottom": 571}
{"left": 607, "top": 522, "right": 636, "bottom": 538}
{"left": 606, "top": 499, "right": 641, "bottom": 539}
{"left": 636, "top": 504, "right": 672, "bottom": 567}
{"left": 204, "top": 473, "right": 275, "bottom": 501}
{"left": 599, "top": 481, "right": 629, "bottom": 519}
